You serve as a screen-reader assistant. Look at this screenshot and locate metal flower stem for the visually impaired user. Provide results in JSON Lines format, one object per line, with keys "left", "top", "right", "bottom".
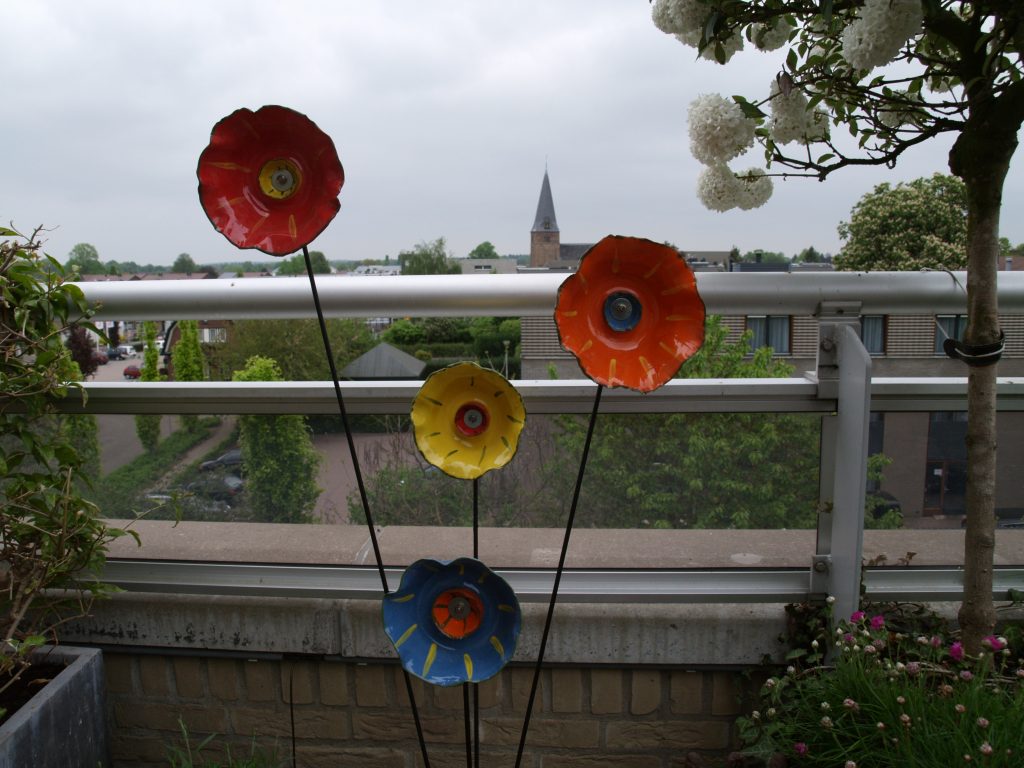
{"left": 301, "top": 245, "right": 431, "bottom": 768}
{"left": 514, "top": 384, "right": 604, "bottom": 767}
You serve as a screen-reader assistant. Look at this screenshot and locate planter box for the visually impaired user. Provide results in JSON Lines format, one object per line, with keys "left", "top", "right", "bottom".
{"left": 0, "top": 646, "right": 109, "bottom": 768}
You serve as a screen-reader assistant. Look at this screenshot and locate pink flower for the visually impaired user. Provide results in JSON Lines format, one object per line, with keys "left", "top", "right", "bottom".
{"left": 949, "top": 642, "right": 965, "bottom": 661}
{"left": 870, "top": 615, "right": 886, "bottom": 630}
{"left": 960, "top": 670, "right": 974, "bottom": 681}
{"left": 794, "top": 742, "right": 808, "bottom": 756}
{"left": 980, "top": 743, "right": 993, "bottom": 756}
{"left": 982, "top": 635, "right": 1006, "bottom": 651}
{"left": 850, "top": 610, "right": 866, "bottom": 622}
{"left": 977, "top": 717, "right": 990, "bottom": 729}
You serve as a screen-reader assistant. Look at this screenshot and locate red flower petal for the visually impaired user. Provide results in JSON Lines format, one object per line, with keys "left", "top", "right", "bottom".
{"left": 197, "top": 105, "right": 344, "bottom": 256}
{"left": 555, "top": 236, "right": 705, "bottom": 392}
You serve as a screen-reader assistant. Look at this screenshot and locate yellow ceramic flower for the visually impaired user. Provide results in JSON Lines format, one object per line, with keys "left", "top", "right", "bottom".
{"left": 411, "top": 362, "right": 525, "bottom": 480}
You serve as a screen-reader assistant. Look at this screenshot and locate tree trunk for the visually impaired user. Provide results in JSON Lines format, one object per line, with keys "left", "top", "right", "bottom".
{"left": 949, "top": 120, "right": 1016, "bottom": 653}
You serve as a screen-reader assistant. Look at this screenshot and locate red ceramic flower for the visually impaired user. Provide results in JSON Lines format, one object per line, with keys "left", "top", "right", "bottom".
{"left": 197, "top": 105, "right": 344, "bottom": 256}
{"left": 555, "top": 235, "right": 705, "bottom": 392}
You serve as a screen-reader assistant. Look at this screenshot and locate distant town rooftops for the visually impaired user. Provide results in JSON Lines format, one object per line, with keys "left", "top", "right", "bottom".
{"left": 349, "top": 264, "right": 401, "bottom": 276}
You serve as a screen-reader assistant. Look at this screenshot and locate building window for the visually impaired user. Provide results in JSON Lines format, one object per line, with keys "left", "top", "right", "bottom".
{"left": 861, "top": 315, "right": 886, "bottom": 355}
{"left": 934, "top": 315, "right": 967, "bottom": 355}
{"left": 746, "top": 316, "right": 790, "bottom": 355}
{"left": 201, "top": 327, "right": 228, "bottom": 343}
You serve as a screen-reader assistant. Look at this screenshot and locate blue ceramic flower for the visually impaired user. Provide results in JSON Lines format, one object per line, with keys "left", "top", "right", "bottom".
{"left": 383, "top": 557, "right": 521, "bottom": 687}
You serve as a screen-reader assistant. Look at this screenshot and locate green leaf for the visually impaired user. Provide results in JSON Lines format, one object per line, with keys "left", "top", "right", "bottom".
{"left": 787, "top": 47, "right": 798, "bottom": 71}
{"left": 0, "top": 227, "right": 19, "bottom": 237}
{"left": 733, "top": 96, "right": 767, "bottom": 119}
{"left": 785, "top": 647, "right": 808, "bottom": 661}
{"left": 817, "top": 153, "right": 835, "bottom": 163}
{"left": 819, "top": 0, "right": 833, "bottom": 21}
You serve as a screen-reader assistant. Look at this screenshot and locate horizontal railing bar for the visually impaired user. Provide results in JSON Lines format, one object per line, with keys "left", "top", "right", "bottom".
{"left": 74, "top": 271, "right": 1024, "bottom": 322}
{"left": 864, "top": 567, "right": 1024, "bottom": 602}
{"left": 99, "top": 560, "right": 1023, "bottom": 604}
{"left": 50, "top": 377, "right": 1024, "bottom": 415}
{"left": 61, "top": 378, "right": 828, "bottom": 415}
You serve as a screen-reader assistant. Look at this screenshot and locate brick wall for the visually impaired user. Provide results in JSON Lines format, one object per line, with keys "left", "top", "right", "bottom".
{"left": 105, "top": 653, "right": 757, "bottom": 768}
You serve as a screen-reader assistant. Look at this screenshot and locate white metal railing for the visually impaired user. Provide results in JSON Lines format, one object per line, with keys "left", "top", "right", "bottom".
{"left": 66, "top": 272, "right": 1024, "bottom": 620}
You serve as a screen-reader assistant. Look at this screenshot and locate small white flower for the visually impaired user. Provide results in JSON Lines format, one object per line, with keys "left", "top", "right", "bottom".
{"left": 769, "top": 81, "right": 826, "bottom": 145}
{"left": 735, "top": 167, "right": 773, "bottom": 210}
{"left": 696, "top": 163, "right": 743, "bottom": 212}
{"left": 826, "top": 596, "right": 836, "bottom": 605}
{"left": 651, "top": 0, "right": 706, "bottom": 38}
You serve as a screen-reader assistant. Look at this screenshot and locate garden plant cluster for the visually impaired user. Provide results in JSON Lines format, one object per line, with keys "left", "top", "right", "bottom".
{"left": 740, "top": 601, "right": 1024, "bottom": 767}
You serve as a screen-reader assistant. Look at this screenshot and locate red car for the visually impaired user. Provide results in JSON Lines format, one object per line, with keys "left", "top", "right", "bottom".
{"left": 123, "top": 364, "right": 141, "bottom": 380}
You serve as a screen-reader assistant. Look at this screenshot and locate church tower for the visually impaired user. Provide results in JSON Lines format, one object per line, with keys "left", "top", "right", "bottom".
{"left": 530, "top": 170, "right": 561, "bottom": 267}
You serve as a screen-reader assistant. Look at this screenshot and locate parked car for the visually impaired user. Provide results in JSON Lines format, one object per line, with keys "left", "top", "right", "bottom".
{"left": 186, "top": 473, "right": 244, "bottom": 501}
{"left": 91, "top": 350, "right": 109, "bottom": 365}
{"left": 117, "top": 344, "right": 137, "bottom": 358}
{"left": 106, "top": 346, "right": 124, "bottom": 360}
{"left": 199, "top": 449, "right": 243, "bottom": 472}
{"left": 123, "top": 364, "right": 141, "bottom": 380}
{"left": 144, "top": 492, "right": 230, "bottom": 516}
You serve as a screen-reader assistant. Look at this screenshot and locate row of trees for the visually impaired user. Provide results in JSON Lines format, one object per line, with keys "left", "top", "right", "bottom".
{"left": 64, "top": 239, "right": 509, "bottom": 278}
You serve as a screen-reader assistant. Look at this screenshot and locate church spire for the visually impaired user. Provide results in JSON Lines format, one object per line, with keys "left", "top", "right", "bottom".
{"left": 531, "top": 169, "right": 559, "bottom": 233}
{"left": 530, "top": 168, "right": 561, "bottom": 267}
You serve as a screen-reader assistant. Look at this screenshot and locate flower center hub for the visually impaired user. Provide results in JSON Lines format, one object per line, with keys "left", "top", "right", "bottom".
{"left": 455, "top": 401, "right": 489, "bottom": 437}
{"left": 432, "top": 587, "right": 484, "bottom": 639}
{"left": 258, "top": 158, "right": 302, "bottom": 200}
{"left": 603, "top": 291, "right": 642, "bottom": 332}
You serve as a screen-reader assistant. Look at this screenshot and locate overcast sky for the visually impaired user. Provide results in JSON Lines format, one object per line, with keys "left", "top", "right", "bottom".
{"left": 7, "top": 1, "right": 1024, "bottom": 267}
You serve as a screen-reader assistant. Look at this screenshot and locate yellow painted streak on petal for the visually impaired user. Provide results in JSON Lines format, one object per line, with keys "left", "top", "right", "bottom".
{"left": 210, "top": 162, "right": 252, "bottom": 172}
{"left": 226, "top": 196, "right": 246, "bottom": 207}
{"left": 665, "top": 315, "right": 690, "bottom": 321}
{"left": 247, "top": 215, "right": 268, "bottom": 236}
{"left": 493, "top": 389, "right": 505, "bottom": 398}
{"left": 423, "top": 643, "right": 438, "bottom": 678}
{"left": 561, "top": 310, "right": 578, "bottom": 317}
{"left": 288, "top": 214, "right": 298, "bottom": 239}
{"left": 644, "top": 259, "right": 664, "bottom": 279}
{"left": 580, "top": 339, "right": 594, "bottom": 354}
{"left": 478, "top": 571, "right": 488, "bottom": 584}
{"left": 490, "top": 636, "right": 505, "bottom": 658}
{"left": 394, "top": 624, "right": 418, "bottom": 649}
{"left": 500, "top": 435, "right": 510, "bottom": 449}
{"left": 639, "top": 356, "right": 654, "bottom": 375}
{"left": 659, "top": 341, "right": 680, "bottom": 359}
{"left": 661, "top": 285, "right": 687, "bottom": 296}
{"left": 459, "top": 563, "right": 465, "bottom": 576}
{"left": 391, "top": 592, "right": 416, "bottom": 603}
{"left": 498, "top": 604, "right": 515, "bottom": 612}
{"left": 609, "top": 358, "right": 617, "bottom": 381}
{"left": 612, "top": 254, "right": 620, "bottom": 274}
{"left": 446, "top": 449, "right": 459, "bottom": 458}
{"left": 576, "top": 272, "right": 588, "bottom": 288}
{"left": 479, "top": 446, "right": 487, "bottom": 466}
{"left": 464, "top": 654, "right": 474, "bottom": 682}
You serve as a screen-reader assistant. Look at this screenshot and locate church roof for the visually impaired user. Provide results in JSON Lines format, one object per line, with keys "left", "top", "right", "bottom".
{"left": 531, "top": 170, "right": 559, "bottom": 233}
{"left": 341, "top": 342, "right": 427, "bottom": 380}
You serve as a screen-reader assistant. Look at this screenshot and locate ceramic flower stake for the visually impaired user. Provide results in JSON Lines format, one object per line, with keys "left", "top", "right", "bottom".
{"left": 383, "top": 557, "right": 521, "bottom": 687}
{"left": 197, "top": 105, "right": 344, "bottom": 256}
{"left": 555, "top": 235, "right": 706, "bottom": 392}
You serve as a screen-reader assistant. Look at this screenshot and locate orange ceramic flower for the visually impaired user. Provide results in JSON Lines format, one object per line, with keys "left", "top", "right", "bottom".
{"left": 555, "top": 235, "right": 705, "bottom": 392}
{"left": 411, "top": 362, "right": 525, "bottom": 480}
{"left": 197, "top": 105, "right": 344, "bottom": 256}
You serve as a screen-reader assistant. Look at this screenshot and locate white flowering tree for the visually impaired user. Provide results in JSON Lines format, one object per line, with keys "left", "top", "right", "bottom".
{"left": 653, "top": 0, "right": 1023, "bottom": 652}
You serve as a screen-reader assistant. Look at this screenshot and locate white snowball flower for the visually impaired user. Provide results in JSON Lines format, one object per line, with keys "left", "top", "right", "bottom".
{"left": 752, "top": 20, "right": 794, "bottom": 52}
{"left": 770, "top": 82, "right": 811, "bottom": 145}
{"left": 769, "top": 81, "right": 828, "bottom": 145}
{"left": 697, "top": 164, "right": 744, "bottom": 212}
{"left": 688, "top": 93, "right": 757, "bottom": 165}
{"left": 651, "top": 0, "right": 706, "bottom": 38}
{"left": 841, "top": 0, "right": 923, "bottom": 71}
{"left": 736, "top": 168, "right": 773, "bottom": 210}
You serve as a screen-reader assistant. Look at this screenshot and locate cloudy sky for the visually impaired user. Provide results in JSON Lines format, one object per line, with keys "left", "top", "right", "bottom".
{"left": 7, "top": 1, "right": 1024, "bottom": 268}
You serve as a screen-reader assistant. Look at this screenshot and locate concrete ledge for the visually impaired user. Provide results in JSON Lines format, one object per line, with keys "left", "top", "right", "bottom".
{"left": 65, "top": 591, "right": 791, "bottom": 666}
{"left": 103, "top": 519, "right": 1024, "bottom": 568}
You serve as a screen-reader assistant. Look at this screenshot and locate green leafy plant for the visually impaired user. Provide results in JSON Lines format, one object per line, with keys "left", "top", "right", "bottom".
{"left": 166, "top": 719, "right": 285, "bottom": 768}
{"left": 0, "top": 226, "right": 135, "bottom": 718}
{"left": 740, "top": 603, "right": 1024, "bottom": 767}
